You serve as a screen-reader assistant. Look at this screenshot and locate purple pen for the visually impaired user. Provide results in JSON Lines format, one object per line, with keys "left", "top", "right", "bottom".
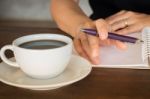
{"left": 81, "top": 28, "right": 143, "bottom": 43}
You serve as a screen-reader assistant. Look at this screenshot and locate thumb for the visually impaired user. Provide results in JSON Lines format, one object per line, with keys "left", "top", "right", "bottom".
{"left": 95, "top": 19, "right": 109, "bottom": 40}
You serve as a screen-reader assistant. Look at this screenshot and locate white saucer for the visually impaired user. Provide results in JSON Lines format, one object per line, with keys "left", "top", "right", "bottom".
{"left": 0, "top": 55, "right": 92, "bottom": 90}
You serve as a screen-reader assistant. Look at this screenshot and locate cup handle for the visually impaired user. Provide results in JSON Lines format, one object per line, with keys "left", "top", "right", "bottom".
{"left": 0, "top": 45, "right": 19, "bottom": 67}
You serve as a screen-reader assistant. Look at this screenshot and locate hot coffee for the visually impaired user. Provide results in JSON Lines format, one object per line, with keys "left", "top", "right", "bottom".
{"left": 19, "top": 40, "right": 67, "bottom": 49}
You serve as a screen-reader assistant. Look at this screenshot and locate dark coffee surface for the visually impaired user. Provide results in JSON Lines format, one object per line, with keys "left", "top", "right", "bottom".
{"left": 19, "top": 40, "right": 67, "bottom": 49}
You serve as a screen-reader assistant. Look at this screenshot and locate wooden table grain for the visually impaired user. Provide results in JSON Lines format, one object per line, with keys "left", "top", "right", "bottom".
{"left": 0, "top": 23, "right": 150, "bottom": 99}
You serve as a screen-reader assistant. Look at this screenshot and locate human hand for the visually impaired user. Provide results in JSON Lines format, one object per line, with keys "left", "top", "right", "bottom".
{"left": 74, "top": 19, "right": 126, "bottom": 65}
{"left": 106, "top": 10, "right": 150, "bottom": 34}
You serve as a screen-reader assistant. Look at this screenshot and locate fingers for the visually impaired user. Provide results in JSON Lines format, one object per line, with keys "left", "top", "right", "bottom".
{"left": 99, "top": 39, "right": 127, "bottom": 50}
{"left": 75, "top": 20, "right": 101, "bottom": 64}
{"left": 106, "top": 10, "right": 126, "bottom": 24}
{"left": 114, "top": 41, "right": 127, "bottom": 50}
{"left": 99, "top": 39, "right": 112, "bottom": 46}
{"left": 73, "top": 39, "right": 90, "bottom": 60}
{"left": 115, "top": 24, "right": 142, "bottom": 34}
{"left": 107, "top": 10, "right": 132, "bottom": 25}
{"left": 87, "top": 34, "right": 100, "bottom": 64}
{"left": 106, "top": 11, "right": 134, "bottom": 32}
{"left": 95, "top": 18, "right": 126, "bottom": 49}
{"left": 111, "top": 18, "right": 134, "bottom": 33}
{"left": 79, "top": 33, "right": 91, "bottom": 58}
{"left": 95, "top": 19, "right": 109, "bottom": 40}
{"left": 74, "top": 27, "right": 100, "bottom": 64}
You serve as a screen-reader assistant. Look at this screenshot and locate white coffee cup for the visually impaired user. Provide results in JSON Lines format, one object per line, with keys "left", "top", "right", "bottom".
{"left": 0, "top": 34, "right": 72, "bottom": 79}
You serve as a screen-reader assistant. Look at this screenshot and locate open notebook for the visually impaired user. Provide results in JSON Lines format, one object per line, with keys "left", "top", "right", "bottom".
{"left": 74, "top": 27, "right": 150, "bottom": 69}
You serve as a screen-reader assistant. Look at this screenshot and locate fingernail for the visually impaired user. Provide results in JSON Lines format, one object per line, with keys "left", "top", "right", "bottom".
{"left": 122, "top": 44, "right": 127, "bottom": 50}
{"left": 92, "top": 50, "right": 98, "bottom": 57}
{"left": 92, "top": 51, "right": 100, "bottom": 64}
{"left": 93, "top": 56, "right": 100, "bottom": 64}
{"left": 100, "top": 33, "right": 107, "bottom": 40}
{"left": 118, "top": 43, "right": 127, "bottom": 50}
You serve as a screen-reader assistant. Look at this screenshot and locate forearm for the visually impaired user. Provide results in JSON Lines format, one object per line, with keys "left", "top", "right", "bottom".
{"left": 50, "top": 0, "right": 92, "bottom": 37}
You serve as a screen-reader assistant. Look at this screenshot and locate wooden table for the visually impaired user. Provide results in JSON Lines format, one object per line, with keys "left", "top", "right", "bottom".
{"left": 0, "top": 22, "right": 150, "bottom": 99}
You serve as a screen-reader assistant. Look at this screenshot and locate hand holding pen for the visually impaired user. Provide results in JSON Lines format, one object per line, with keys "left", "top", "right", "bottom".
{"left": 74, "top": 19, "right": 129, "bottom": 65}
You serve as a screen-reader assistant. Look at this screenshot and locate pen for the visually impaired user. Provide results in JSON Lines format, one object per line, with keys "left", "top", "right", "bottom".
{"left": 81, "top": 28, "right": 143, "bottom": 43}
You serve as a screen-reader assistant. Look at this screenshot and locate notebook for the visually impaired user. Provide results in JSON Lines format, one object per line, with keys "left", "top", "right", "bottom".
{"left": 74, "top": 27, "right": 150, "bottom": 69}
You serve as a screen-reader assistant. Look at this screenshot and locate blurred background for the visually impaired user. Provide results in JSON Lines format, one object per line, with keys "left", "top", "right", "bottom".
{"left": 0, "top": 0, "right": 92, "bottom": 27}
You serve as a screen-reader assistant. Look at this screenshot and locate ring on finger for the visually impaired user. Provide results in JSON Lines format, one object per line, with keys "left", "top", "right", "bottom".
{"left": 123, "top": 19, "right": 129, "bottom": 27}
